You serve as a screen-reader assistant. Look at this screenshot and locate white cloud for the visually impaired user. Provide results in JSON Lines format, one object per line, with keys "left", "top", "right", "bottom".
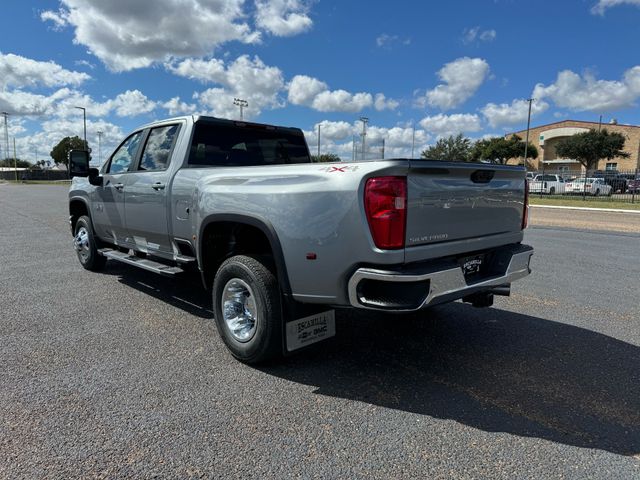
{"left": 533, "top": 67, "right": 640, "bottom": 112}
{"left": 481, "top": 98, "right": 549, "bottom": 128}
{"left": 166, "top": 58, "right": 227, "bottom": 83}
{"left": 462, "top": 27, "right": 496, "bottom": 44}
{"left": 41, "top": 0, "right": 261, "bottom": 71}
{"left": 110, "top": 90, "right": 157, "bottom": 117}
{"left": 312, "top": 90, "right": 373, "bottom": 113}
{"left": 591, "top": 0, "right": 640, "bottom": 15}
{"left": 39, "top": 9, "right": 68, "bottom": 30}
{"left": 255, "top": 0, "right": 313, "bottom": 36}
{"left": 419, "top": 113, "right": 482, "bottom": 137}
{"left": 287, "top": 75, "right": 328, "bottom": 105}
{"left": 166, "top": 57, "right": 284, "bottom": 105}
{"left": 163, "top": 97, "right": 198, "bottom": 116}
{"left": 0, "top": 83, "right": 157, "bottom": 120}
{"left": 193, "top": 88, "right": 237, "bottom": 119}
{"left": 10, "top": 117, "right": 124, "bottom": 166}
{"left": 0, "top": 52, "right": 90, "bottom": 89}
{"left": 287, "top": 75, "right": 397, "bottom": 113}
{"left": 0, "top": 88, "right": 69, "bottom": 116}
{"left": 420, "top": 57, "right": 490, "bottom": 110}
{"left": 304, "top": 121, "right": 430, "bottom": 160}
{"left": 74, "top": 59, "right": 95, "bottom": 70}
{"left": 173, "top": 55, "right": 284, "bottom": 119}
{"left": 376, "top": 33, "right": 411, "bottom": 49}
{"left": 315, "top": 120, "right": 353, "bottom": 141}
{"left": 374, "top": 93, "right": 399, "bottom": 111}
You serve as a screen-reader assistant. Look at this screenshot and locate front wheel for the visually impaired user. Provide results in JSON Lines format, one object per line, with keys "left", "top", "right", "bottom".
{"left": 73, "top": 215, "right": 107, "bottom": 271}
{"left": 212, "top": 255, "right": 282, "bottom": 364}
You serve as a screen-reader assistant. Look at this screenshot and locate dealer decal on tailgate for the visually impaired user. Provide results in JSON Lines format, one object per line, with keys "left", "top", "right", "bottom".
{"left": 286, "top": 310, "right": 336, "bottom": 352}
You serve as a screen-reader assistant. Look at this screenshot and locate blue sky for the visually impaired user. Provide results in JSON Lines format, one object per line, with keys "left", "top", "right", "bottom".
{"left": 2, "top": 0, "right": 640, "bottom": 162}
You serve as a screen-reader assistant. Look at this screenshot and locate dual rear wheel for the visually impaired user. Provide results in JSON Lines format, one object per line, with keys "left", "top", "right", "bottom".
{"left": 212, "top": 255, "right": 283, "bottom": 364}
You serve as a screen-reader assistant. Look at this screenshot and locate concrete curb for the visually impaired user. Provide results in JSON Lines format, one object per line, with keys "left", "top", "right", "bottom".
{"left": 530, "top": 204, "right": 640, "bottom": 214}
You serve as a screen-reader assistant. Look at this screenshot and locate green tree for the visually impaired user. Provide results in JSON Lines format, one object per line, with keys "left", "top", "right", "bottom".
{"left": 50, "top": 136, "right": 89, "bottom": 166}
{"left": 555, "top": 128, "right": 629, "bottom": 172}
{"left": 470, "top": 135, "right": 538, "bottom": 165}
{"left": 420, "top": 134, "right": 472, "bottom": 161}
{"left": 311, "top": 153, "right": 341, "bottom": 163}
{"left": 0, "top": 158, "right": 32, "bottom": 168}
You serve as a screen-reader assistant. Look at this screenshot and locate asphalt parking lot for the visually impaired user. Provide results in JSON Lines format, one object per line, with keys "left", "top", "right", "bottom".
{"left": 1, "top": 184, "right": 639, "bottom": 479}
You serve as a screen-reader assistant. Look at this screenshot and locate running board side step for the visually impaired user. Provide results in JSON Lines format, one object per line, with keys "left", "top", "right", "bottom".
{"left": 98, "top": 248, "right": 184, "bottom": 276}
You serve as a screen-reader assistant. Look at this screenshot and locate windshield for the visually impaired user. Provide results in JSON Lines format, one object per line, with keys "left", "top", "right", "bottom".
{"left": 188, "top": 122, "right": 311, "bottom": 167}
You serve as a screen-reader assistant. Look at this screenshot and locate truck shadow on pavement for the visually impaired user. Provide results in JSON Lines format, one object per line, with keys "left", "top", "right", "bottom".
{"left": 101, "top": 263, "right": 214, "bottom": 319}
{"left": 265, "top": 304, "right": 640, "bottom": 457}
{"left": 100, "top": 264, "right": 639, "bottom": 456}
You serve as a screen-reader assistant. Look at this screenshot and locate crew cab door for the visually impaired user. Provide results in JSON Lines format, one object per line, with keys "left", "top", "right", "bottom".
{"left": 91, "top": 130, "right": 144, "bottom": 245}
{"left": 123, "top": 124, "right": 181, "bottom": 256}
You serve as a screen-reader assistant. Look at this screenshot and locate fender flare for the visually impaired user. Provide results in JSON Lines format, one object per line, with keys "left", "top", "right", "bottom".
{"left": 68, "top": 196, "right": 93, "bottom": 234}
{"left": 198, "top": 213, "right": 291, "bottom": 296}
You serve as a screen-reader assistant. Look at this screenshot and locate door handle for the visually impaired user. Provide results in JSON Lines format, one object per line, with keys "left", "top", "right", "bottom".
{"left": 114, "top": 183, "right": 124, "bottom": 191}
{"left": 152, "top": 182, "right": 166, "bottom": 190}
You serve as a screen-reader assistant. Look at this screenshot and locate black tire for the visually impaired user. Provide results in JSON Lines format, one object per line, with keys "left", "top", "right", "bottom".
{"left": 549, "top": 187, "right": 556, "bottom": 195}
{"left": 212, "top": 255, "right": 282, "bottom": 364}
{"left": 73, "top": 215, "right": 107, "bottom": 271}
{"left": 594, "top": 189, "right": 600, "bottom": 197}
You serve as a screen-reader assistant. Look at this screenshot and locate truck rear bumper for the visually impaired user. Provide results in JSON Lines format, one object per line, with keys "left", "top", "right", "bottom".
{"left": 347, "top": 243, "right": 533, "bottom": 311}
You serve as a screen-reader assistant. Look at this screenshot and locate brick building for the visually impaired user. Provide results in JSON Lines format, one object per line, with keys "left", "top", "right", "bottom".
{"left": 508, "top": 119, "right": 640, "bottom": 173}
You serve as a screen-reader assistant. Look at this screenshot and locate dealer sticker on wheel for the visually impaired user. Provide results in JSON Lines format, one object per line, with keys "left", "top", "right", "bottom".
{"left": 286, "top": 310, "right": 336, "bottom": 352}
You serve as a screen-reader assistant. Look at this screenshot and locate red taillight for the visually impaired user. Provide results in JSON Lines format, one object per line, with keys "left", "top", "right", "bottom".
{"left": 364, "top": 176, "right": 407, "bottom": 249}
{"left": 522, "top": 179, "right": 529, "bottom": 230}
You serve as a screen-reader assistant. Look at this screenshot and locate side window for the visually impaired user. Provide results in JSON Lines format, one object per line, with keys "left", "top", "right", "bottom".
{"left": 139, "top": 125, "right": 180, "bottom": 171}
{"left": 107, "top": 131, "right": 143, "bottom": 174}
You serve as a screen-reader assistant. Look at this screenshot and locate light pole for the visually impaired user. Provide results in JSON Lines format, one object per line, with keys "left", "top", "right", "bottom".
{"left": 74, "top": 106, "right": 87, "bottom": 150}
{"left": 352, "top": 135, "right": 356, "bottom": 161}
{"left": 317, "top": 124, "right": 321, "bottom": 157}
{"left": 13, "top": 137, "right": 17, "bottom": 182}
{"left": 97, "top": 130, "right": 103, "bottom": 165}
{"left": 523, "top": 98, "right": 534, "bottom": 168}
{"left": 233, "top": 98, "right": 248, "bottom": 120}
{"left": 2, "top": 112, "right": 9, "bottom": 164}
{"left": 359, "top": 117, "right": 368, "bottom": 161}
{"left": 411, "top": 124, "right": 416, "bottom": 158}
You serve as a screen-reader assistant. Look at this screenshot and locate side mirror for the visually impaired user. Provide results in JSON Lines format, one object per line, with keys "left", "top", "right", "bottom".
{"left": 69, "top": 150, "right": 90, "bottom": 177}
{"left": 88, "top": 168, "right": 103, "bottom": 186}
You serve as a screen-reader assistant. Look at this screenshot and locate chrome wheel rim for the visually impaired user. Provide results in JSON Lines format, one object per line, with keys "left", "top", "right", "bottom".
{"left": 74, "top": 226, "right": 90, "bottom": 262}
{"left": 221, "top": 278, "right": 258, "bottom": 342}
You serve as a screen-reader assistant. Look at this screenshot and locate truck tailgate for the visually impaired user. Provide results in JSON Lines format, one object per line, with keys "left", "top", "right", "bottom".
{"left": 405, "top": 162, "right": 525, "bottom": 248}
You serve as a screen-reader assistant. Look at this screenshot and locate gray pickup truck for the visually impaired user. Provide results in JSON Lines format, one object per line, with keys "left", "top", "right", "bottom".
{"left": 68, "top": 115, "right": 533, "bottom": 363}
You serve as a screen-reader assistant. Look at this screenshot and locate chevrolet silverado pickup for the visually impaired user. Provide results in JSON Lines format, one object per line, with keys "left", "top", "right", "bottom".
{"left": 68, "top": 115, "right": 534, "bottom": 363}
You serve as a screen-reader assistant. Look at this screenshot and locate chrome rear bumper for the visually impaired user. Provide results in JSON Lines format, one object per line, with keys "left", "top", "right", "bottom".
{"left": 348, "top": 244, "right": 533, "bottom": 311}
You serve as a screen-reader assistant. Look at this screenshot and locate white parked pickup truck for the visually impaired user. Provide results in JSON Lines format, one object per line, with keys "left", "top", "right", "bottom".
{"left": 529, "top": 174, "right": 566, "bottom": 194}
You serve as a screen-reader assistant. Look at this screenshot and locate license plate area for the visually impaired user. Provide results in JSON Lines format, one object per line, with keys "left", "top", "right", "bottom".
{"left": 458, "top": 253, "right": 487, "bottom": 281}
{"left": 286, "top": 310, "right": 336, "bottom": 352}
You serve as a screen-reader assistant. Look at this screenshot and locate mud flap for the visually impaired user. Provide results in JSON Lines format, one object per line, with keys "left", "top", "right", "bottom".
{"left": 285, "top": 310, "right": 336, "bottom": 352}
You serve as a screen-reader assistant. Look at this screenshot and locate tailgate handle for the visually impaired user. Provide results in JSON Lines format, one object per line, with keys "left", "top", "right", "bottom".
{"left": 471, "top": 170, "right": 495, "bottom": 183}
